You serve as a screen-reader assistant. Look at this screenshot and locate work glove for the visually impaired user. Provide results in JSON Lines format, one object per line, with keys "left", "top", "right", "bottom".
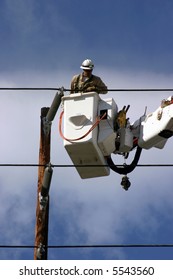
{"left": 85, "top": 86, "right": 97, "bottom": 92}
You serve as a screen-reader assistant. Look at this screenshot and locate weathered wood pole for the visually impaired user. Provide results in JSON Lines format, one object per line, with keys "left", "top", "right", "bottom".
{"left": 34, "top": 107, "right": 51, "bottom": 260}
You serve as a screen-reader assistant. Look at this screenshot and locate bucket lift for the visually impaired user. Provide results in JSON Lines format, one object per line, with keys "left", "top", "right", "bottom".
{"left": 59, "top": 92, "right": 173, "bottom": 185}
{"left": 60, "top": 92, "right": 117, "bottom": 178}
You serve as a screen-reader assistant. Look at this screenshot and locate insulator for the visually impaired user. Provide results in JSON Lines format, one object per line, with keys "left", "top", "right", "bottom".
{"left": 36, "top": 243, "right": 45, "bottom": 260}
{"left": 46, "top": 90, "right": 64, "bottom": 122}
{"left": 41, "top": 165, "right": 53, "bottom": 197}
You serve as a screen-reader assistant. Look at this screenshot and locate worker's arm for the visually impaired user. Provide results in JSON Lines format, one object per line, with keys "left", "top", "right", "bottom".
{"left": 94, "top": 76, "right": 108, "bottom": 94}
{"left": 70, "top": 75, "right": 79, "bottom": 94}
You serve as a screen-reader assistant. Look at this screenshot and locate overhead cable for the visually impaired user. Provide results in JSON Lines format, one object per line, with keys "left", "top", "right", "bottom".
{"left": 0, "top": 87, "right": 173, "bottom": 92}
{"left": 1, "top": 244, "right": 173, "bottom": 249}
{"left": 0, "top": 163, "right": 173, "bottom": 167}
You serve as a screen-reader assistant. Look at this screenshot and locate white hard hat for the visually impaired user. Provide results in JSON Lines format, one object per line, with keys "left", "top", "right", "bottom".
{"left": 80, "top": 59, "right": 94, "bottom": 70}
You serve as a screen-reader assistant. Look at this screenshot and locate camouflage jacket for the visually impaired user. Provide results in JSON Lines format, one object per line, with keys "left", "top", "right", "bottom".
{"left": 70, "top": 73, "right": 107, "bottom": 94}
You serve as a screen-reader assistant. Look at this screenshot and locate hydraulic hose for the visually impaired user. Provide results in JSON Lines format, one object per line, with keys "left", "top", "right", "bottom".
{"left": 107, "top": 146, "right": 142, "bottom": 175}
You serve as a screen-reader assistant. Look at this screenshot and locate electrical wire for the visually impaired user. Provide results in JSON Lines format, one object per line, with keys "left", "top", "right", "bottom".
{"left": 0, "top": 87, "right": 173, "bottom": 92}
{"left": 0, "top": 244, "right": 173, "bottom": 249}
{"left": 0, "top": 163, "right": 173, "bottom": 167}
{"left": 0, "top": 87, "right": 60, "bottom": 91}
{"left": 106, "top": 88, "right": 173, "bottom": 92}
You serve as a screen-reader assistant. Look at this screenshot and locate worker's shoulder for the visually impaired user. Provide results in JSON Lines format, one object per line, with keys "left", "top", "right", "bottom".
{"left": 92, "top": 74, "right": 103, "bottom": 81}
{"left": 71, "top": 74, "right": 81, "bottom": 82}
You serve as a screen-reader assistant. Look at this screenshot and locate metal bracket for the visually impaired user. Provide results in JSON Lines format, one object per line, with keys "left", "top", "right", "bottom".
{"left": 39, "top": 192, "right": 48, "bottom": 210}
{"left": 36, "top": 243, "right": 46, "bottom": 260}
{"left": 43, "top": 117, "right": 52, "bottom": 136}
{"left": 121, "top": 175, "right": 131, "bottom": 190}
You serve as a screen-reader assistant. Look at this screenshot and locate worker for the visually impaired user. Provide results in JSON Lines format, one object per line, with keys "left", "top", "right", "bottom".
{"left": 71, "top": 59, "right": 108, "bottom": 94}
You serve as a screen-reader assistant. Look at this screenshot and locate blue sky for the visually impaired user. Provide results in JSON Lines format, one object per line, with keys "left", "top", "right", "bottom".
{"left": 0, "top": 0, "right": 173, "bottom": 260}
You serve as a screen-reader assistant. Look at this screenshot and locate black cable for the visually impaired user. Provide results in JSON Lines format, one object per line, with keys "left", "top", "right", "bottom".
{"left": 1, "top": 244, "right": 173, "bottom": 249}
{"left": 47, "top": 244, "right": 173, "bottom": 248}
{"left": 0, "top": 163, "right": 173, "bottom": 167}
{"left": 0, "top": 87, "right": 61, "bottom": 91}
{"left": 0, "top": 164, "right": 45, "bottom": 167}
{"left": 106, "top": 88, "right": 173, "bottom": 92}
{"left": 107, "top": 147, "right": 142, "bottom": 175}
{"left": 0, "top": 87, "right": 173, "bottom": 92}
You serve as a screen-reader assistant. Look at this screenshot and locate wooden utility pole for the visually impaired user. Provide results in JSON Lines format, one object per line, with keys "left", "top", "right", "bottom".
{"left": 34, "top": 107, "right": 51, "bottom": 260}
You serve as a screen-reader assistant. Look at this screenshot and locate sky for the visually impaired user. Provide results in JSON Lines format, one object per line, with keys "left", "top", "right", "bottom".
{"left": 0, "top": 0, "right": 173, "bottom": 260}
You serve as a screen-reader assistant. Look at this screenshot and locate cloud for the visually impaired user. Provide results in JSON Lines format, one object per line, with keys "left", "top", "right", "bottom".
{"left": 3, "top": 0, "right": 37, "bottom": 34}
{"left": 0, "top": 1, "right": 82, "bottom": 72}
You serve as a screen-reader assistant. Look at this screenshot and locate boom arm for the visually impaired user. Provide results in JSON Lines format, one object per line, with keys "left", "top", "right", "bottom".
{"left": 60, "top": 92, "right": 173, "bottom": 180}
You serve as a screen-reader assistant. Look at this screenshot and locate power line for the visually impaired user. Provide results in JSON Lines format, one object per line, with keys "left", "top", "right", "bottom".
{"left": 0, "top": 87, "right": 60, "bottom": 91}
{"left": 0, "top": 87, "right": 173, "bottom": 92}
{"left": 0, "top": 164, "right": 44, "bottom": 167}
{"left": 106, "top": 88, "right": 173, "bottom": 92}
{"left": 0, "top": 163, "right": 173, "bottom": 167}
{"left": 1, "top": 244, "right": 173, "bottom": 249}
